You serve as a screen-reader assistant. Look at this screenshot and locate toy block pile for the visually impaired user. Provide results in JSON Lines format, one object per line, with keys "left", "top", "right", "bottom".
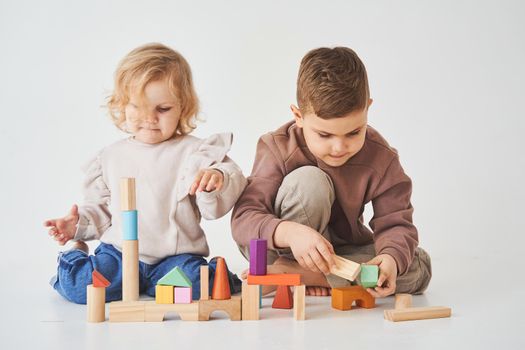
{"left": 155, "top": 266, "right": 193, "bottom": 304}
{"left": 243, "top": 239, "right": 306, "bottom": 320}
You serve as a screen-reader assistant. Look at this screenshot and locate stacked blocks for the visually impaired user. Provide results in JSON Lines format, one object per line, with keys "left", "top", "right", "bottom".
{"left": 121, "top": 178, "right": 139, "bottom": 302}
{"left": 244, "top": 239, "right": 305, "bottom": 320}
{"left": 360, "top": 264, "right": 379, "bottom": 288}
{"left": 156, "top": 266, "right": 193, "bottom": 304}
{"left": 87, "top": 270, "right": 111, "bottom": 322}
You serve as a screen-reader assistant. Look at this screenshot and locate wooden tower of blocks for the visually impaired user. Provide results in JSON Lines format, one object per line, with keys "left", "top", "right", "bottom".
{"left": 87, "top": 270, "right": 111, "bottom": 322}
{"left": 243, "top": 238, "right": 306, "bottom": 320}
{"left": 121, "top": 178, "right": 139, "bottom": 302}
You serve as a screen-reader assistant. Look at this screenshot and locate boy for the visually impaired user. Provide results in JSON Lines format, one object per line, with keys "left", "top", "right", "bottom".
{"left": 231, "top": 47, "right": 431, "bottom": 297}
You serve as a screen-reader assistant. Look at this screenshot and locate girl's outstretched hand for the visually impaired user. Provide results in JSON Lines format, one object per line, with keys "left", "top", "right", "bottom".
{"left": 44, "top": 205, "right": 79, "bottom": 245}
{"left": 189, "top": 168, "right": 224, "bottom": 195}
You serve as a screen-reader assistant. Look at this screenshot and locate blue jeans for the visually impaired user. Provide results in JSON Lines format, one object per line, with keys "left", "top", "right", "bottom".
{"left": 50, "top": 242, "right": 242, "bottom": 304}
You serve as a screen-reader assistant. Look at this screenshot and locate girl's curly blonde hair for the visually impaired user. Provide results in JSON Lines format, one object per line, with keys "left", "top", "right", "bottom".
{"left": 107, "top": 43, "right": 199, "bottom": 136}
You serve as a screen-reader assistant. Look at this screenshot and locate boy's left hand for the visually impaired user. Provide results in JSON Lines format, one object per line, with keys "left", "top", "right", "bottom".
{"left": 365, "top": 254, "right": 398, "bottom": 298}
{"left": 189, "top": 168, "right": 224, "bottom": 195}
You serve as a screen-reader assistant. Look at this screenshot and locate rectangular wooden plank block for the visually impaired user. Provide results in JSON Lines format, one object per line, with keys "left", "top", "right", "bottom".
{"left": 330, "top": 255, "right": 361, "bottom": 281}
{"left": 109, "top": 301, "right": 145, "bottom": 322}
{"left": 384, "top": 306, "right": 452, "bottom": 322}
{"left": 122, "top": 239, "right": 139, "bottom": 302}
{"left": 241, "top": 281, "right": 260, "bottom": 320}
{"left": 200, "top": 265, "right": 209, "bottom": 300}
{"left": 247, "top": 273, "right": 301, "bottom": 286}
{"left": 293, "top": 285, "right": 306, "bottom": 320}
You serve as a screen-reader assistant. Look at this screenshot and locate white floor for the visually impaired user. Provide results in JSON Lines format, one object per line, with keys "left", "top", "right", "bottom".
{"left": 1, "top": 252, "right": 523, "bottom": 350}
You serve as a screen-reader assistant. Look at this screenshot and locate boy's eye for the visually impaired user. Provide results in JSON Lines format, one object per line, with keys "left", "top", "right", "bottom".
{"left": 346, "top": 130, "right": 361, "bottom": 138}
{"left": 157, "top": 107, "right": 172, "bottom": 113}
{"left": 318, "top": 133, "right": 330, "bottom": 138}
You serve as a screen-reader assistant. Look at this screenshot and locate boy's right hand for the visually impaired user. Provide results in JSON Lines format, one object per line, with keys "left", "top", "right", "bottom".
{"left": 274, "top": 221, "right": 336, "bottom": 275}
{"left": 44, "top": 205, "right": 79, "bottom": 246}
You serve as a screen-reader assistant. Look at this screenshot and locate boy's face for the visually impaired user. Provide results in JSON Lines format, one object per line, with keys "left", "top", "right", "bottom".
{"left": 125, "top": 79, "right": 181, "bottom": 144}
{"left": 292, "top": 100, "right": 372, "bottom": 167}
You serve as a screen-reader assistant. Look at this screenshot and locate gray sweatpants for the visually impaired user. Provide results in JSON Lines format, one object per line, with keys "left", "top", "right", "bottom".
{"left": 239, "top": 166, "right": 432, "bottom": 294}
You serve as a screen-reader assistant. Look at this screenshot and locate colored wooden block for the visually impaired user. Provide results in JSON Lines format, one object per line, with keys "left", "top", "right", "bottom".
{"left": 174, "top": 287, "right": 192, "bottom": 304}
{"left": 109, "top": 301, "right": 146, "bottom": 322}
{"left": 395, "top": 294, "right": 413, "bottom": 310}
{"left": 293, "top": 285, "right": 306, "bottom": 320}
{"left": 121, "top": 210, "right": 138, "bottom": 240}
{"left": 122, "top": 239, "right": 139, "bottom": 302}
{"left": 120, "top": 178, "right": 136, "bottom": 211}
{"left": 384, "top": 306, "right": 452, "bottom": 322}
{"left": 87, "top": 284, "right": 105, "bottom": 322}
{"left": 156, "top": 285, "right": 174, "bottom": 304}
{"left": 157, "top": 266, "right": 192, "bottom": 287}
{"left": 330, "top": 255, "right": 361, "bottom": 281}
{"left": 144, "top": 301, "right": 200, "bottom": 321}
{"left": 360, "top": 264, "right": 379, "bottom": 288}
{"left": 212, "top": 257, "right": 231, "bottom": 300}
{"left": 272, "top": 285, "right": 293, "bottom": 309}
{"left": 198, "top": 296, "right": 241, "bottom": 321}
{"left": 247, "top": 273, "right": 301, "bottom": 286}
{"left": 331, "top": 286, "right": 375, "bottom": 311}
{"left": 241, "top": 280, "right": 260, "bottom": 321}
{"left": 249, "top": 239, "right": 267, "bottom": 275}
{"left": 92, "top": 270, "right": 111, "bottom": 288}
{"left": 200, "top": 265, "right": 209, "bottom": 300}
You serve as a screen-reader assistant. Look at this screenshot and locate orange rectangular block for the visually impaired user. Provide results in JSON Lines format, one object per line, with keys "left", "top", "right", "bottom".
{"left": 247, "top": 273, "right": 301, "bottom": 286}
{"left": 331, "top": 286, "right": 375, "bottom": 310}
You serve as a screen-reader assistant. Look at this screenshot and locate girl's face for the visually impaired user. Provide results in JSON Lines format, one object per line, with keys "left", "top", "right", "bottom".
{"left": 125, "top": 79, "right": 181, "bottom": 144}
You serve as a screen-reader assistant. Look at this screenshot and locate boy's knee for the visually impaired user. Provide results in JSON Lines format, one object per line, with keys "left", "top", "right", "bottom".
{"left": 276, "top": 166, "right": 335, "bottom": 213}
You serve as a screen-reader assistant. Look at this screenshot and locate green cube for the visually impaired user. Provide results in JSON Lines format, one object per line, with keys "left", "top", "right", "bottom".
{"left": 360, "top": 265, "right": 379, "bottom": 288}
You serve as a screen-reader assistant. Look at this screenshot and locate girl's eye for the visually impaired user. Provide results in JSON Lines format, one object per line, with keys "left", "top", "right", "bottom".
{"left": 157, "top": 107, "right": 172, "bottom": 113}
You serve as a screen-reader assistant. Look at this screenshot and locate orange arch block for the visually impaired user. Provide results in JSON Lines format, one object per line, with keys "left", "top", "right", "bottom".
{"left": 272, "top": 285, "right": 293, "bottom": 309}
{"left": 212, "top": 257, "right": 231, "bottom": 300}
{"left": 331, "top": 286, "right": 375, "bottom": 311}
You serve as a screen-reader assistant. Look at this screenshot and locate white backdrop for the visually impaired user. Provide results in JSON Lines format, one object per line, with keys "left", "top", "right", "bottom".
{"left": 1, "top": 0, "right": 523, "bottom": 277}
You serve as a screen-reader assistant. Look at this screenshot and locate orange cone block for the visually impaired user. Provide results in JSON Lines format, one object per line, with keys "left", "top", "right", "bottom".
{"left": 272, "top": 285, "right": 293, "bottom": 309}
{"left": 212, "top": 257, "right": 231, "bottom": 300}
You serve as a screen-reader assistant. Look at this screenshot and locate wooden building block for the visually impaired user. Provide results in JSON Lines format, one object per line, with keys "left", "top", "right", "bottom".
{"left": 395, "top": 294, "right": 413, "bottom": 310}
{"left": 120, "top": 178, "right": 136, "bottom": 211}
{"left": 121, "top": 210, "right": 138, "bottom": 240}
{"left": 331, "top": 286, "right": 375, "bottom": 311}
{"left": 92, "top": 270, "right": 111, "bottom": 288}
{"left": 384, "top": 306, "right": 452, "bottom": 322}
{"left": 247, "top": 273, "right": 301, "bottom": 286}
{"left": 109, "top": 301, "right": 145, "bottom": 322}
{"left": 158, "top": 266, "right": 192, "bottom": 287}
{"left": 241, "top": 280, "right": 260, "bottom": 321}
{"left": 156, "top": 285, "right": 174, "bottom": 304}
{"left": 272, "top": 285, "right": 293, "bottom": 309}
{"left": 200, "top": 265, "right": 209, "bottom": 300}
{"left": 330, "top": 255, "right": 361, "bottom": 281}
{"left": 212, "top": 257, "right": 231, "bottom": 300}
{"left": 122, "top": 239, "right": 139, "bottom": 302}
{"left": 293, "top": 285, "right": 306, "bottom": 320}
{"left": 360, "top": 264, "right": 379, "bottom": 288}
{"left": 174, "top": 287, "right": 192, "bottom": 304}
{"left": 249, "top": 239, "right": 267, "bottom": 275}
{"left": 144, "top": 301, "right": 199, "bottom": 321}
{"left": 198, "top": 296, "right": 241, "bottom": 321}
{"left": 87, "top": 284, "right": 105, "bottom": 322}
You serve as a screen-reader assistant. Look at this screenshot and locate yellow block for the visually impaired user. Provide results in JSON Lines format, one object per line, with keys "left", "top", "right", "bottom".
{"left": 156, "top": 285, "right": 174, "bottom": 304}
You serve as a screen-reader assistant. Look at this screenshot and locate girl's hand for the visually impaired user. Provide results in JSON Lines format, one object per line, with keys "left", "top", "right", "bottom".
{"left": 189, "top": 168, "right": 224, "bottom": 195}
{"left": 365, "top": 254, "right": 398, "bottom": 298}
{"left": 44, "top": 205, "right": 79, "bottom": 245}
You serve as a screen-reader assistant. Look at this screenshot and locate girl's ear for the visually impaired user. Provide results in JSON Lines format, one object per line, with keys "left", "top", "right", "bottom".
{"left": 290, "top": 105, "right": 304, "bottom": 127}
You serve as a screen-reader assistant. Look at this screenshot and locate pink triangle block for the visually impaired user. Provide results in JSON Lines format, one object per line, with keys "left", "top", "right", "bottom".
{"left": 174, "top": 287, "right": 192, "bottom": 304}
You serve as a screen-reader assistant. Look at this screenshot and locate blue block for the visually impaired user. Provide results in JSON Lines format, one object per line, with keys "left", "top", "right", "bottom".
{"left": 122, "top": 210, "right": 138, "bottom": 240}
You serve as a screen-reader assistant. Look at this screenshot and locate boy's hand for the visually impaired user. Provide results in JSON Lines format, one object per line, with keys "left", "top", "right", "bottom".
{"left": 365, "top": 254, "right": 398, "bottom": 298}
{"left": 43, "top": 205, "right": 79, "bottom": 246}
{"left": 274, "top": 221, "right": 336, "bottom": 275}
{"left": 189, "top": 168, "right": 224, "bottom": 195}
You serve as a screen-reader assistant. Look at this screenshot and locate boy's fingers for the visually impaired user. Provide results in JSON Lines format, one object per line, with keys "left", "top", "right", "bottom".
{"left": 303, "top": 255, "right": 321, "bottom": 273}
{"left": 317, "top": 244, "right": 335, "bottom": 270}
{"left": 310, "top": 250, "right": 329, "bottom": 274}
{"left": 366, "top": 288, "right": 381, "bottom": 298}
{"left": 366, "top": 256, "right": 381, "bottom": 265}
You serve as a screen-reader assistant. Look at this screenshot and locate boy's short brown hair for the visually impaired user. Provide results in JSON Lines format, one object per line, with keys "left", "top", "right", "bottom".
{"left": 297, "top": 47, "right": 369, "bottom": 119}
{"left": 107, "top": 43, "right": 199, "bottom": 136}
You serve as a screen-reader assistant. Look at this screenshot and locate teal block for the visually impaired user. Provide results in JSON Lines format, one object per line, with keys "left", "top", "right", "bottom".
{"left": 122, "top": 210, "right": 138, "bottom": 240}
{"left": 259, "top": 286, "right": 262, "bottom": 309}
{"left": 360, "top": 264, "right": 379, "bottom": 288}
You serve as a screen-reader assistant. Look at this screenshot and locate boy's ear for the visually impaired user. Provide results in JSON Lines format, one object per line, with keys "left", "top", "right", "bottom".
{"left": 368, "top": 98, "right": 374, "bottom": 109}
{"left": 290, "top": 105, "right": 304, "bottom": 127}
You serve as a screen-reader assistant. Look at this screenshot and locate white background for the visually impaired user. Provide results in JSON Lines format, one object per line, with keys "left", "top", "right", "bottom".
{"left": 0, "top": 1, "right": 524, "bottom": 349}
